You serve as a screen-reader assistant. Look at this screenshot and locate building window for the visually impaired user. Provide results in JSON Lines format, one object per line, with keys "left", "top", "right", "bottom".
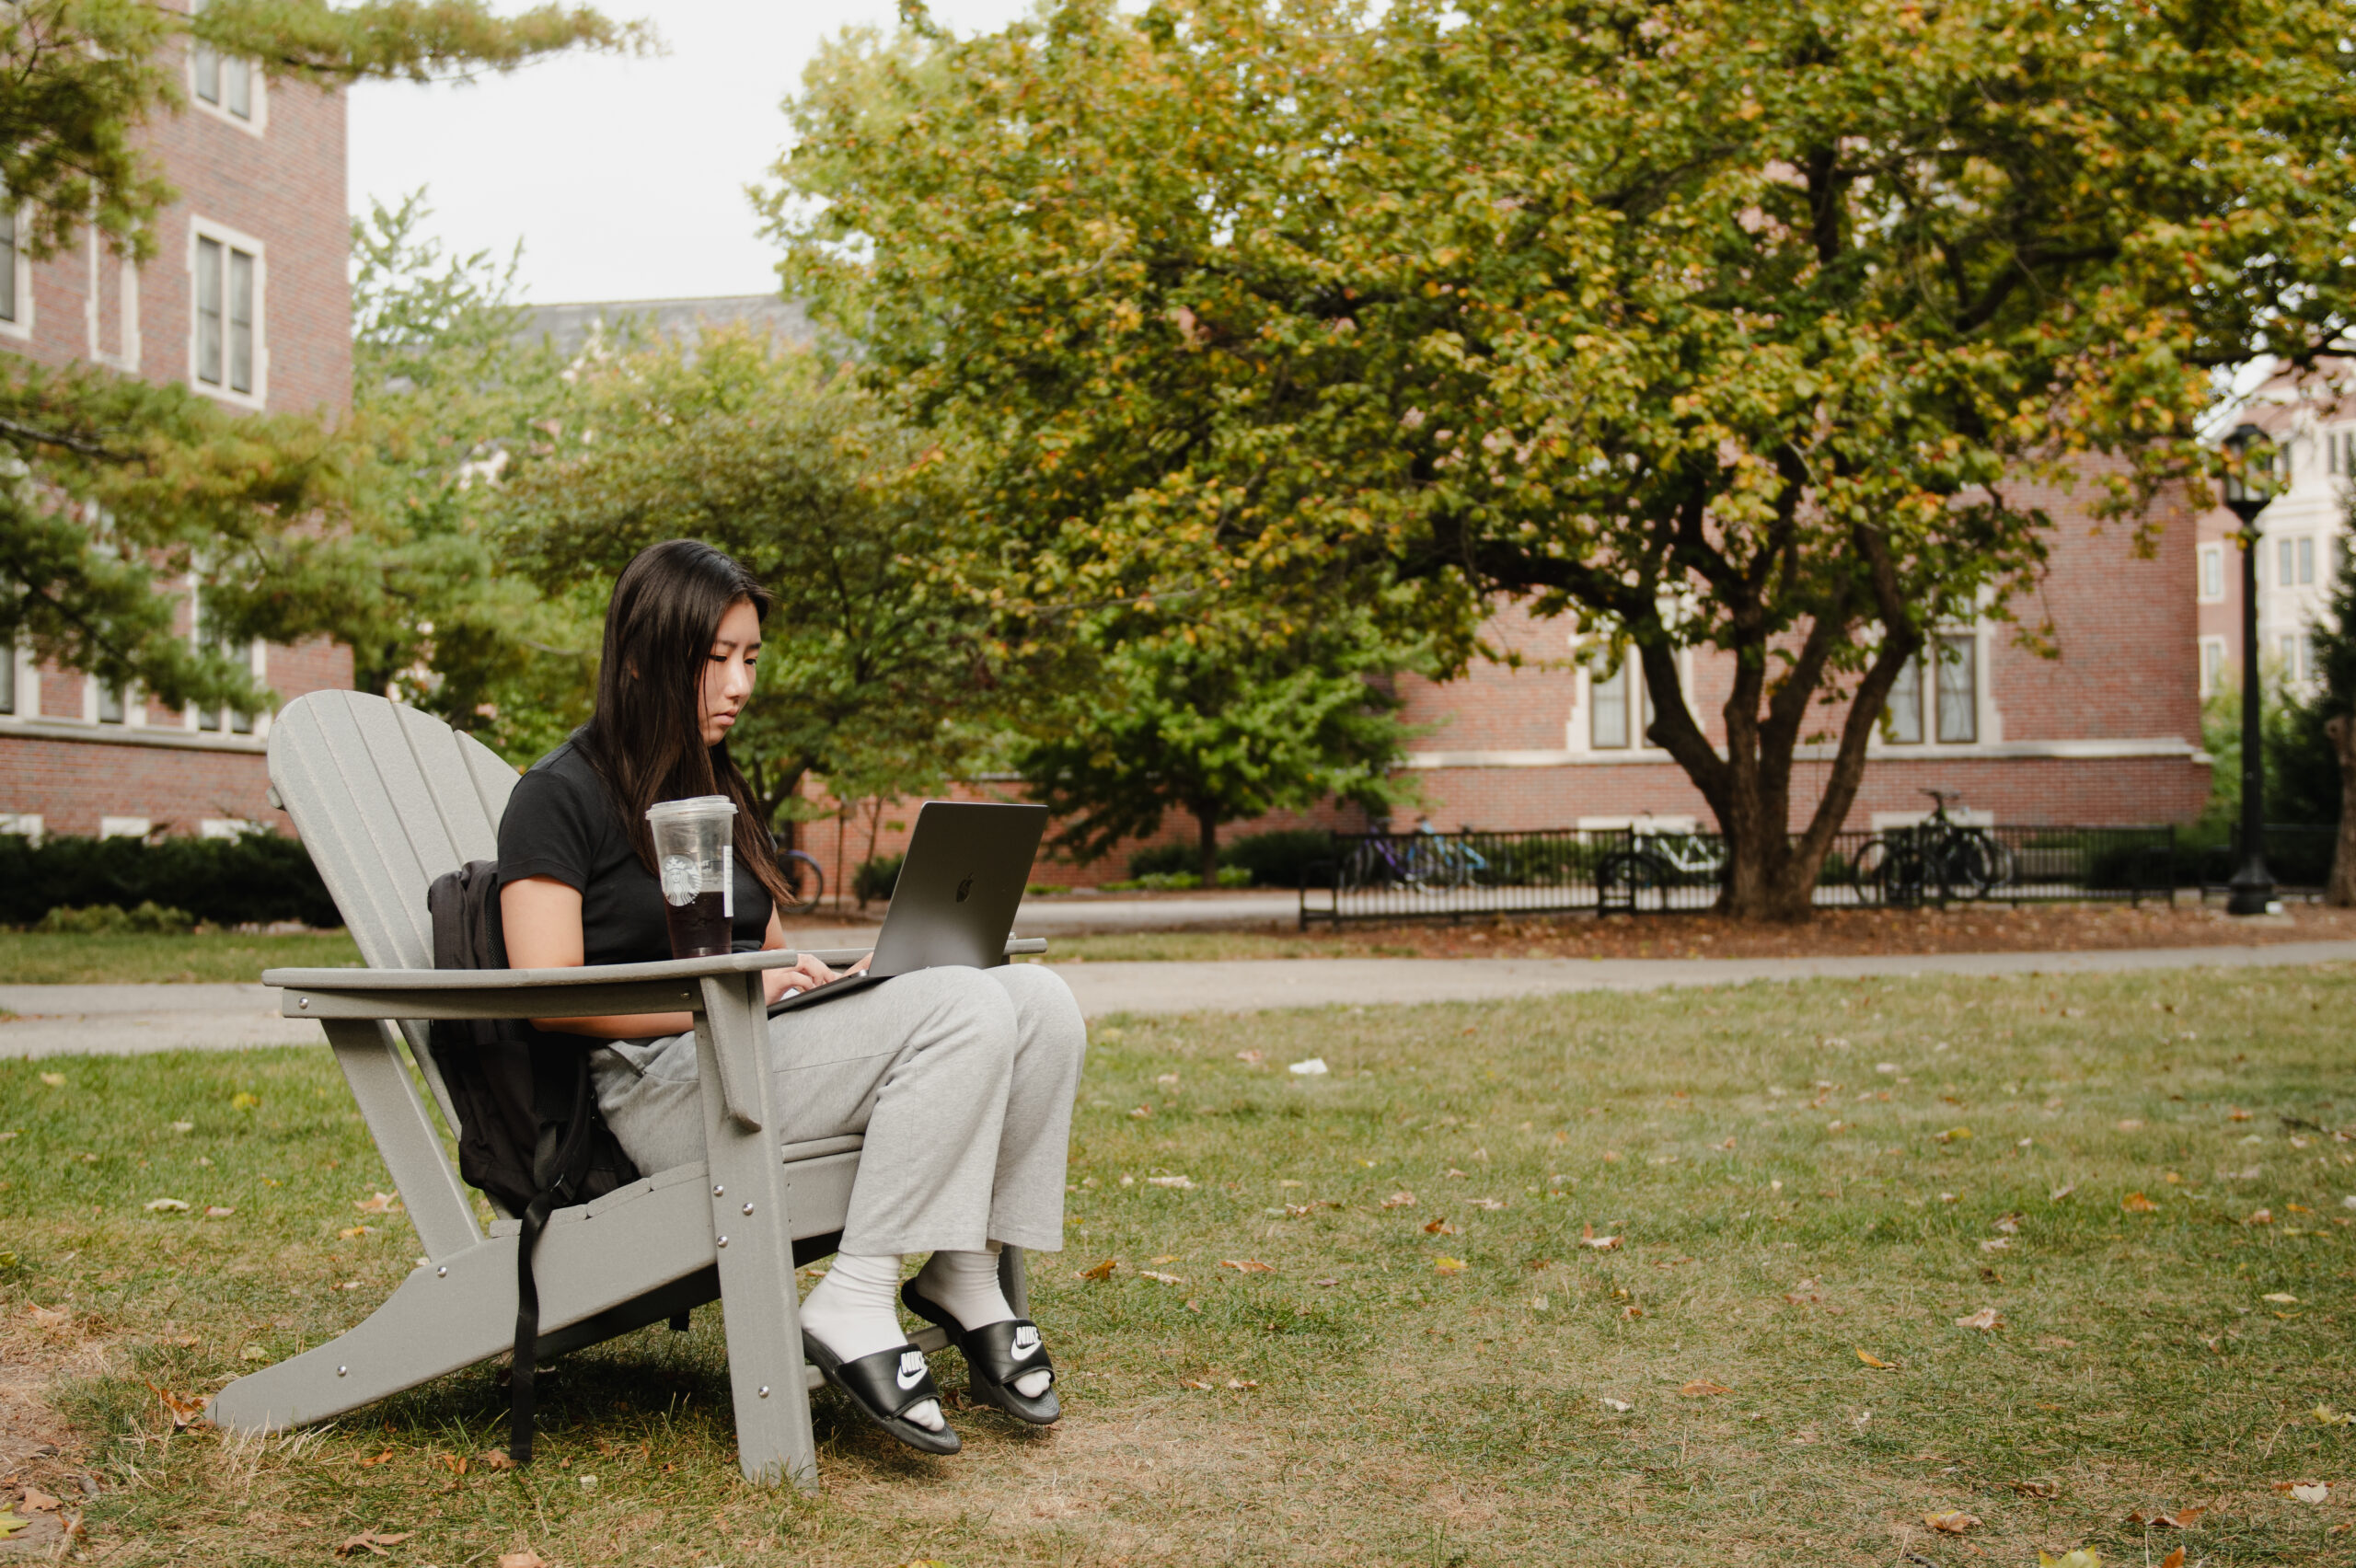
{"left": 1590, "top": 657, "right": 1630, "bottom": 749}
{"left": 2199, "top": 636, "right": 2228, "bottom": 697}
{"left": 1934, "top": 636, "right": 1978, "bottom": 744}
{"left": 2298, "top": 536, "right": 2316, "bottom": 585}
{"left": 191, "top": 598, "right": 255, "bottom": 733}
{"left": 188, "top": 6, "right": 264, "bottom": 133}
{"left": 1883, "top": 653, "right": 1923, "bottom": 744}
{"left": 2278, "top": 537, "right": 2295, "bottom": 590}
{"left": 0, "top": 813, "right": 43, "bottom": 842}
{"left": 95, "top": 679, "right": 124, "bottom": 724}
{"left": 98, "top": 815, "right": 152, "bottom": 840}
{"left": 199, "top": 817, "right": 258, "bottom": 840}
{"left": 2199, "top": 544, "right": 2224, "bottom": 602}
{"left": 189, "top": 223, "right": 263, "bottom": 404}
{"left": 0, "top": 642, "right": 13, "bottom": 716}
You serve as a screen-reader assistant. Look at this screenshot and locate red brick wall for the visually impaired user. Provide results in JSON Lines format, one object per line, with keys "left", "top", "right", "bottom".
{"left": 0, "top": 52, "right": 354, "bottom": 844}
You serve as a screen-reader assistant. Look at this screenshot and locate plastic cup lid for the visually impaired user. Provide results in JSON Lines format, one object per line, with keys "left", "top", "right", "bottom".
{"left": 645, "top": 794, "right": 738, "bottom": 822}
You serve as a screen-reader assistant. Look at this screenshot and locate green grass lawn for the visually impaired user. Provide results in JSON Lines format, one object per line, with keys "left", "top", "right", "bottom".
{"left": 4, "top": 966, "right": 2354, "bottom": 1564}
{"left": 0, "top": 928, "right": 363, "bottom": 984}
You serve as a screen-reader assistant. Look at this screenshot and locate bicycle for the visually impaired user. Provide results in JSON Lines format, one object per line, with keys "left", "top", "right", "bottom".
{"left": 1595, "top": 815, "right": 1727, "bottom": 911}
{"left": 779, "top": 847, "right": 826, "bottom": 914}
{"left": 1873, "top": 789, "right": 2013, "bottom": 906}
{"left": 1410, "top": 821, "right": 1490, "bottom": 889}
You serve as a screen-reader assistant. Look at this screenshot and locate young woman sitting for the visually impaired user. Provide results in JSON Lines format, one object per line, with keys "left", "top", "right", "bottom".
{"left": 497, "top": 538, "right": 1087, "bottom": 1455}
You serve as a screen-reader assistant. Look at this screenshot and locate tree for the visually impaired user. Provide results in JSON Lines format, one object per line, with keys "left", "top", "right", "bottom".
{"left": 0, "top": 2, "right": 638, "bottom": 714}
{"left": 494, "top": 329, "right": 1008, "bottom": 841}
{"left": 770, "top": 0, "right": 2356, "bottom": 918}
{"left": 1016, "top": 613, "right": 1423, "bottom": 883}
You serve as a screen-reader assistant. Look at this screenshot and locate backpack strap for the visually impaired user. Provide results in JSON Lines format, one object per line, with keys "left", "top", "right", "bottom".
{"left": 509, "top": 1045, "right": 603, "bottom": 1466}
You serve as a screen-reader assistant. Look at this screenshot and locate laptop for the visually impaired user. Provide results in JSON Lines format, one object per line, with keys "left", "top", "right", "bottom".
{"left": 768, "top": 801, "right": 1048, "bottom": 1014}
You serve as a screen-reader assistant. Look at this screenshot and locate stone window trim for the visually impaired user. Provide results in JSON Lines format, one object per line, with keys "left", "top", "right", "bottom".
{"left": 186, "top": 587, "right": 267, "bottom": 735}
{"left": 2197, "top": 542, "right": 2225, "bottom": 604}
{"left": 0, "top": 199, "right": 33, "bottom": 342}
{"left": 1869, "top": 624, "right": 1999, "bottom": 753}
{"left": 186, "top": 216, "right": 268, "bottom": 409}
{"left": 2198, "top": 635, "right": 2229, "bottom": 698}
{"left": 186, "top": 21, "right": 268, "bottom": 136}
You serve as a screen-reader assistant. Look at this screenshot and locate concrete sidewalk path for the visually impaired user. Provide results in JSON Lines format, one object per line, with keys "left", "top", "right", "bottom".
{"left": 6, "top": 940, "right": 2355, "bottom": 1060}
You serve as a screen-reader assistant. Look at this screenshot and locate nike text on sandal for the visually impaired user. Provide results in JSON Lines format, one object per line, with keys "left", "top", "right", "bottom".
{"left": 901, "top": 1282, "right": 1061, "bottom": 1424}
{"left": 802, "top": 1332, "right": 960, "bottom": 1455}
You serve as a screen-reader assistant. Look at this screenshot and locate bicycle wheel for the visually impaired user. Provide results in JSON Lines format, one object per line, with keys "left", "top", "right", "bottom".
{"left": 780, "top": 848, "right": 826, "bottom": 914}
{"left": 1876, "top": 843, "right": 1929, "bottom": 908}
{"left": 1597, "top": 850, "right": 1671, "bottom": 913}
{"left": 1343, "top": 840, "right": 1392, "bottom": 891}
{"left": 1954, "top": 830, "right": 2012, "bottom": 897}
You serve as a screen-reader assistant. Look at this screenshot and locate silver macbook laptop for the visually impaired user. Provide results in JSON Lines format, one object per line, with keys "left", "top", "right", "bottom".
{"left": 769, "top": 801, "right": 1048, "bottom": 1014}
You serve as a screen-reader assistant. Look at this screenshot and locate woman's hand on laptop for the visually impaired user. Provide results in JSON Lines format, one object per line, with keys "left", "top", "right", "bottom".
{"left": 764, "top": 951, "right": 841, "bottom": 1004}
{"left": 848, "top": 951, "right": 874, "bottom": 975}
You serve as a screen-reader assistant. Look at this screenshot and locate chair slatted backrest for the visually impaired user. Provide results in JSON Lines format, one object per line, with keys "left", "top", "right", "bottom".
{"left": 268, "top": 692, "right": 523, "bottom": 1132}
{"left": 269, "top": 691, "right": 519, "bottom": 969}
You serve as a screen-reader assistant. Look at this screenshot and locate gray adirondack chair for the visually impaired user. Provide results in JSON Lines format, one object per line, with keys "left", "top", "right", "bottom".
{"left": 203, "top": 689, "right": 1040, "bottom": 1487}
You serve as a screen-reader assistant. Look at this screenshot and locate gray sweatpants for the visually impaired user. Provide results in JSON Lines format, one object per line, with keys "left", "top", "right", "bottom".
{"left": 589, "top": 963, "right": 1087, "bottom": 1257}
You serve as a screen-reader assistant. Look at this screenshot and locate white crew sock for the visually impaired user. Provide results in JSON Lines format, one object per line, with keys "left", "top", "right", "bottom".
{"left": 913, "top": 1246, "right": 1051, "bottom": 1399}
{"left": 799, "top": 1252, "right": 942, "bottom": 1432}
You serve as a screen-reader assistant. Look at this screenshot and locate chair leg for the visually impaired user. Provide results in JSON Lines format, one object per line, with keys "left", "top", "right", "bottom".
{"left": 694, "top": 972, "right": 820, "bottom": 1490}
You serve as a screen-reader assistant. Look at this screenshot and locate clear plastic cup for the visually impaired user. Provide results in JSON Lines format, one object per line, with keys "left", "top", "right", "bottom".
{"left": 645, "top": 796, "right": 737, "bottom": 958}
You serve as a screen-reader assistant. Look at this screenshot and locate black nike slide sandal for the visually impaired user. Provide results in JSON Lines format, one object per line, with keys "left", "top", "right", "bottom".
{"left": 901, "top": 1282, "right": 1061, "bottom": 1425}
{"left": 802, "top": 1332, "right": 960, "bottom": 1455}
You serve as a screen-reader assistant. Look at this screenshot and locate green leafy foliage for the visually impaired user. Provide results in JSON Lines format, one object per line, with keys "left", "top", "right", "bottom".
{"left": 0, "top": 833, "right": 336, "bottom": 928}
{"left": 1015, "top": 617, "right": 1422, "bottom": 883}
{"left": 494, "top": 331, "right": 1010, "bottom": 833}
{"left": 0, "top": 4, "right": 631, "bottom": 719}
{"left": 771, "top": 0, "right": 2356, "bottom": 917}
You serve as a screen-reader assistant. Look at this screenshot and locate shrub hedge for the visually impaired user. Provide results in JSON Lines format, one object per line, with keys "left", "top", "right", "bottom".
{"left": 0, "top": 834, "right": 338, "bottom": 928}
{"left": 1125, "top": 828, "right": 1340, "bottom": 888}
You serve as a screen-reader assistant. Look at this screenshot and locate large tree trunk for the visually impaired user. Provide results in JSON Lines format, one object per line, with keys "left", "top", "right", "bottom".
{"left": 2327, "top": 715, "right": 2356, "bottom": 907}
{"left": 1194, "top": 801, "right": 1221, "bottom": 887}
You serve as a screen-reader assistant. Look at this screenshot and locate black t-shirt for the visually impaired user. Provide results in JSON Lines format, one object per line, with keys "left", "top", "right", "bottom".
{"left": 497, "top": 737, "right": 773, "bottom": 967}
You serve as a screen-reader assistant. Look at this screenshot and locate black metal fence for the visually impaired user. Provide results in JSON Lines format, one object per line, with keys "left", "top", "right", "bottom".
{"left": 1297, "top": 822, "right": 2198, "bottom": 927}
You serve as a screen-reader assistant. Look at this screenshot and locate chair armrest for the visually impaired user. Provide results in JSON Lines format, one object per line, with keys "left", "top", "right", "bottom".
{"left": 263, "top": 949, "right": 810, "bottom": 1023}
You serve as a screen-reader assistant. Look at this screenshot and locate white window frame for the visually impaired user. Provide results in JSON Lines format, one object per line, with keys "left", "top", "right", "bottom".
{"left": 199, "top": 817, "right": 259, "bottom": 839}
{"left": 2198, "top": 635, "right": 2228, "bottom": 697}
{"left": 0, "top": 199, "right": 34, "bottom": 343}
{"left": 186, "top": 216, "right": 267, "bottom": 408}
{"left": 2298, "top": 535, "right": 2316, "bottom": 586}
{"left": 98, "top": 815, "right": 153, "bottom": 840}
{"left": 2197, "top": 543, "right": 2225, "bottom": 603}
{"left": 0, "top": 635, "right": 23, "bottom": 718}
{"left": 186, "top": 18, "right": 268, "bottom": 136}
{"left": 0, "top": 813, "right": 44, "bottom": 843}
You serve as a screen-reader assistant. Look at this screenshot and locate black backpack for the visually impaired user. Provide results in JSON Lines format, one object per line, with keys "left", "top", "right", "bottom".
{"left": 426, "top": 859, "right": 640, "bottom": 1464}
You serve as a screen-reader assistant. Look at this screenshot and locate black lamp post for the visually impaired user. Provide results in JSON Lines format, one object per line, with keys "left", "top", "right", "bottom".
{"left": 2221, "top": 422, "right": 2276, "bottom": 917}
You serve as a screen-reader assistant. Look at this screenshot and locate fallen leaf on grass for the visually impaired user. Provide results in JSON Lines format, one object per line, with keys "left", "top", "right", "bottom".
{"left": 1470, "top": 1197, "right": 1506, "bottom": 1210}
{"left": 436, "top": 1454, "right": 468, "bottom": 1475}
{"left": 352, "top": 1191, "right": 400, "bottom": 1215}
{"left": 1224, "top": 1378, "right": 1258, "bottom": 1389}
{"left": 1856, "top": 1349, "right": 1900, "bottom": 1369}
{"left": 18, "top": 1488, "right": 59, "bottom": 1513}
{"left": 0, "top": 1512, "right": 28, "bottom": 1540}
{"left": 1288, "top": 1057, "right": 1329, "bottom": 1076}
{"left": 26, "top": 1304, "right": 67, "bottom": 1327}
{"left": 1138, "top": 1271, "right": 1185, "bottom": 1286}
{"left": 1980, "top": 1239, "right": 2013, "bottom": 1252}
{"left": 1678, "top": 1378, "right": 1729, "bottom": 1397}
{"left": 356, "top": 1449, "right": 395, "bottom": 1468}
{"left": 480, "top": 1451, "right": 515, "bottom": 1470}
{"left": 1234, "top": 1049, "right": 1264, "bottom": 1064}
{"left": 2012, "top": 1479, "right": 2062, "bottom": 1498}
{"left": 2121, "top": 1193, "right": 2157, "bottom": 1213}
{"left": 2158, "top": 1552, "right": 2184, "bottom": 1568}
{"left": 340, "top": 1226, "right": 375, "bottom": 1239}
{"left": 495, "top": 1553, "right": 549, "bottom": 1568}
{"left": 38, "top": 1072, "right": 64, "bottom": 1088}
{"left": 1955, "top": 1307, "right": 2004, "bottom": 1332}
{"left": 144, "top": 1197, "right": 189, "bottom": 1212}
{"left": 1077, "top": 1259, "right": 1118, "bottom": 1282}
{"left": 2261, "top": 1292, "right": 2299, "bottom": 1305}
{"left": 1936, "top": 1127, "right": 1972, "bottom": 1143}
{"left": 2038, "top": 1552, "right": 2103, "bottom": 1568}
{"left": 2246, "top": 1208, "right": 2273, "bottom": 1226}
{"left": 1993, "top": 1213, "right": 2022, "bottom": 1234}
{"left": 336, "top": 1530, "right": 415, "bottom": 1558}
{"left": 1146, "top": 1175, "right": 1194, "bottom": 1190}
{"left": 1218, "top": 1259, "right": 1275, "bottom": 1274}
{"left": 2274, "top": 1481, "right": 2336, "bottom": 1504}
{"left": 2050, "top": 1183, "right": 2077, "bottom": 1201}
{"left": 230, "top": 1091, "right": 260, "bottom": 1110}
{"left": 1580, "top": 1224, "right": 1622, "bottom": 1251}
{"left": 2126, "top": 1505, "right": 2205, "bottom": 1528}
{"left": 1381, "top": 1190, "right": 1416, "bottom": 1208}
{"left": 1923, "top": 1510, "right": 1981, "bottom": 1533}
{"left": 1182, "top": 1378, "right": 1212, "bottom": 1390}
{"left": 1423, "top": 1217, "right": 1457, "bottom": 1236}
{"left": 144, "top": 1380, "right": 207, "bottom": 1427}
{"left": 204, "top": 1205, "right": 234, "bottom": 1218}
{"left": 2314, "top": 1405, "right": 2356, "bottom": 1427}
{"left": 1433, "top": 1257, "right": 1468, "bottom": 1274}
{"left": 1621, "top": 1305, "right": 1644, "bottom": 1319}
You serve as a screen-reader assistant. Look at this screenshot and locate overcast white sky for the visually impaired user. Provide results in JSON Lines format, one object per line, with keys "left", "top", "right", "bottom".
{"left": 346, "top": 0, "right": 1032, "bottom": 306}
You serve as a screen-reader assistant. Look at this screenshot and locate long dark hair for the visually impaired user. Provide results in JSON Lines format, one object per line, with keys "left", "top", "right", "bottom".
{"left": 577, "top": 539, "right": 794, "bottom": 912}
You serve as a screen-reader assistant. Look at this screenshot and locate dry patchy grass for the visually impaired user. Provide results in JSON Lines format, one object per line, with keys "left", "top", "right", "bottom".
{"left": 3, "top": 965, "right": 2355, "bottom": 1563}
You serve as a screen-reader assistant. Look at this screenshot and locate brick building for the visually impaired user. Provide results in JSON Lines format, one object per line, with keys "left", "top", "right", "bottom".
{"left": 0, "top": 46, "right": 354, "bottom": 842}
{"left": 2194, "top": 366, "right": 2350, "bottom": 704}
